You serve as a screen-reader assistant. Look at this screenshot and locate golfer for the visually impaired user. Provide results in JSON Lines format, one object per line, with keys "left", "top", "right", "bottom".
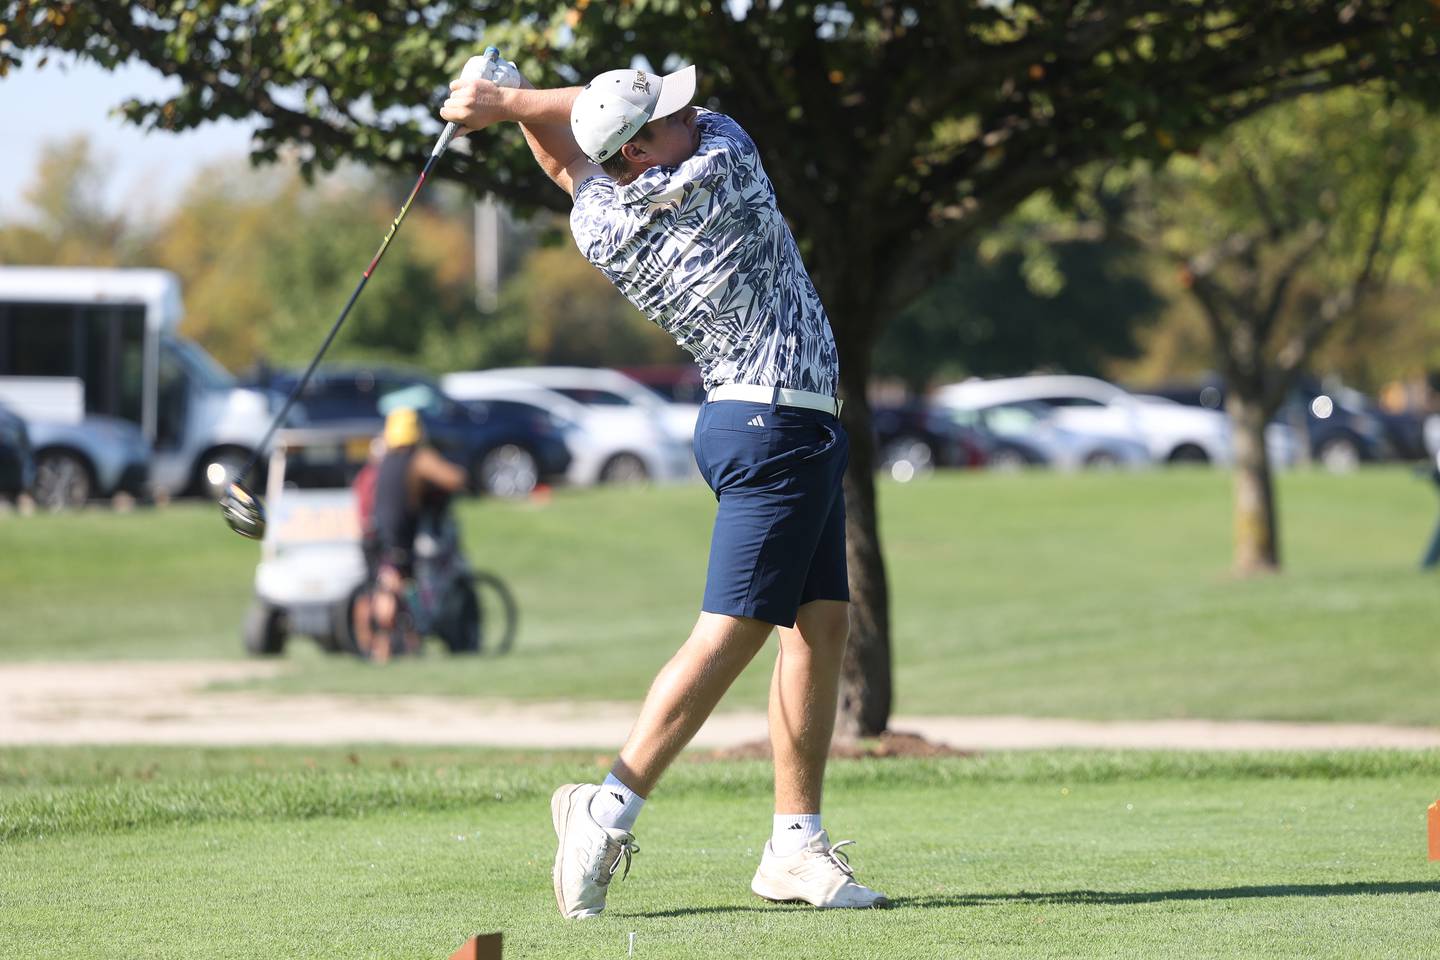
{"left": 442, "top": 61, "right": 886, "bottom": 918}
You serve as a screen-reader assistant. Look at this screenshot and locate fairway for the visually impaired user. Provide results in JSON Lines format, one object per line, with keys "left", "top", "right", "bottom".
{"left": 3, "top": 748, "right": 1439, "bottom": 960}
{"left": 3, "top": 469, "right": 1438, "bottom": 725}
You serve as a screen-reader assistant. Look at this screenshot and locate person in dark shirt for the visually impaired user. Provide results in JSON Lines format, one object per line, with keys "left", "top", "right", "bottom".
{"left": 364, "top": 407, "right": 466, "bottom": 662}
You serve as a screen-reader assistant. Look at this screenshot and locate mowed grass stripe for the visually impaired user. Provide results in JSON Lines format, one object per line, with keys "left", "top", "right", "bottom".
{"left": 5, "top": 747, "right": 1440, "bottom": 843}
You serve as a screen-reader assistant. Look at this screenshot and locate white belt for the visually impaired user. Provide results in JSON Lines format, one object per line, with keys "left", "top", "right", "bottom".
{"left": 706, "top": 383, "right": 842, "bottom": 416}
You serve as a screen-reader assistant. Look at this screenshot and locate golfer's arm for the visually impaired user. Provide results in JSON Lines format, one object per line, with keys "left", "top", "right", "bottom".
{"left": 501, "top": 86, "right": 603, "bottom": 196}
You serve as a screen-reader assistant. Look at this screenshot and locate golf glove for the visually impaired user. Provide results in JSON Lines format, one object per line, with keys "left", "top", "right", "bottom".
{"left": 483, "top": 57, "right": 523, "bottom": 89}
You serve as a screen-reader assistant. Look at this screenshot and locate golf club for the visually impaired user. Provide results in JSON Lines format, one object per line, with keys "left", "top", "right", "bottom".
{"left": 214, "top": 46, "right": 502, "bottom": 539}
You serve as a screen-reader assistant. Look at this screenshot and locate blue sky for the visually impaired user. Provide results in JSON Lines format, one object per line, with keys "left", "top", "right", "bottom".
{"left": 0, "top": 52, "right": 256, "bottom": 222}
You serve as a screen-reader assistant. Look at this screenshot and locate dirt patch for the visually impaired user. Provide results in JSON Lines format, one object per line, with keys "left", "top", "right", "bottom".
{"left": 5, "top": 661, "right": 1440, "bottom": 751}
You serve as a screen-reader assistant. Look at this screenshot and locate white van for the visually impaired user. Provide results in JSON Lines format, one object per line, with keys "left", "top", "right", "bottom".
{"left": 0, "top": 266, "right": 280, "bottom": 497}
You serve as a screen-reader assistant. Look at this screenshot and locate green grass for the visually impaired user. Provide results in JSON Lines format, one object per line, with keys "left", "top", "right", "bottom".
{"left": 3, "top": 747, "right": 1440, "bottom": 959}
{"left": 3, "top": 469, "right": 1439, "bottom": 724}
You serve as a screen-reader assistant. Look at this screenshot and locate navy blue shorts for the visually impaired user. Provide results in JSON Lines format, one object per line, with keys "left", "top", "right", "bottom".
{"left": 692, "top": 399, "right": 849, "bottom": 627}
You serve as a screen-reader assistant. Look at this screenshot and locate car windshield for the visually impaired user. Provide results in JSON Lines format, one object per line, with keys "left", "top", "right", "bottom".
{"left": 379, "top": 382, "right": 445, "bottom": 416}
{"left": 983, "top": 402, "right": 1050, "bottom": 436}
{"left": 165, "top": 338, "right": 236, "bottom": 390}
{"left": 554, "top": 387, "right": 634, "bottom": 407}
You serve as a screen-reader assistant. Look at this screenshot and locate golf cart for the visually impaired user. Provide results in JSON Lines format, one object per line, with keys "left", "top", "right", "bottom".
{"left": 244, "top": 424, "right": 373, "bottom": 655}
{"left": 244, "top": 423, "right": 517, "bottom": 658}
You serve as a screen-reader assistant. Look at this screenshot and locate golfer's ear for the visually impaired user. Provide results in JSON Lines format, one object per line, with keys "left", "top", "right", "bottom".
{"left": 620, "top": 140, "right": 648, "bottom": 164}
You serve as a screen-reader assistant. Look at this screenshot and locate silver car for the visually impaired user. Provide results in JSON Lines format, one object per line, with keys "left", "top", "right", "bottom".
{"left": 27, "top": 415, "right": 151, "bottom": 510}
{"left": 945, "top": 399, "right": 1151, "bottom": 470}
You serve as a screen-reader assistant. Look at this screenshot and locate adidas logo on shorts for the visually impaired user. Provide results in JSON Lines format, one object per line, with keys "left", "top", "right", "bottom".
{"left": 747, "top": 415, "right": 765, "bottom": 427}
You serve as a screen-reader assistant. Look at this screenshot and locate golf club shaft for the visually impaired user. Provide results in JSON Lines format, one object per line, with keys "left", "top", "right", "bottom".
{"left": 237, "top": 155, "right": 442, "bottom": 482}
{"left": 232, "top": 49, "right": 500, "bottom": 486}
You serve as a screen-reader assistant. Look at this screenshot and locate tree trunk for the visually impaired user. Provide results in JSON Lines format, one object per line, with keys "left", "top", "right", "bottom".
{"left": 835, "top": 346, "right": 893, "bottom": 739}
{"left": 1228, "top": 392, "right": 1281, "bottom": 574}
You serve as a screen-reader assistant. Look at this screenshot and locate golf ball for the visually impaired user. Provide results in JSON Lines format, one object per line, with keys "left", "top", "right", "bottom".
{"left": 206, "top": 462, "right": 227, "bottom": 486}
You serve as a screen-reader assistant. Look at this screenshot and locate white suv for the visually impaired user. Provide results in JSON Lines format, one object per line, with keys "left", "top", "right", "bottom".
{"left": 935, "top": 375, "right": 1273, "bottom": 466}
{"left": 442, "top": 370, "right": 695, "bottom": 486}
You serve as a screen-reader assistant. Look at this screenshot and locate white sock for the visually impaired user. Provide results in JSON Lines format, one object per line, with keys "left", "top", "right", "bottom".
{"left": 771, "top": 813, "right": 823, "bottom": 856}
{"left": 589, "top": 773, "right": 645, "bottom": 833}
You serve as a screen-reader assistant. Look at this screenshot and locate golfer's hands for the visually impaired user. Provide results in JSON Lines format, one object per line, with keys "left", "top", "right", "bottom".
{"left": 442, "top": 77, "right": 507, "bottom": 132}
{"left": 442, "top": 57, "right": 527, "bottom": 132}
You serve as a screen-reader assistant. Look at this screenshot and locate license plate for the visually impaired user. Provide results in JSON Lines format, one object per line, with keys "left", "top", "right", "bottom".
{"left": 306, "top": 444, "right": 341, "bottom": 464}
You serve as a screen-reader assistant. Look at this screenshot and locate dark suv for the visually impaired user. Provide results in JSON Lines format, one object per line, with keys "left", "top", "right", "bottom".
{"left": 872, "top": 402, "right": 991, "bottom": 476}
{"left": 0, "top": 401, "right": 34, "bottom": 499}
{"left": 1144, "top": 376, "right": 1400, "bottom": 469}
{"left": 246, "top": 366, "right": 571, "bottom": 496}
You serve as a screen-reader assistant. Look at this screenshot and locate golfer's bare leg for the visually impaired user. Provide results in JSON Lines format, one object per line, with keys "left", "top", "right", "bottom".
{"left": 769, "top": 600, "right": 849, "bottom": 813}
{"left": 751, "top": 599, "right": 887, "bottom": 909}
{"left": 612, "top": 612, "right": 773, "bottom": 796}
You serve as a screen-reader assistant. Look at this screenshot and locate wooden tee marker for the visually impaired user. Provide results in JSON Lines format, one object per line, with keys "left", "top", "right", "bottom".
{"left": 450, "top": 933, "right": 502, "bottom": 960}
{"left": 1429, "top": 801, "right": 1440, "bottom": 861}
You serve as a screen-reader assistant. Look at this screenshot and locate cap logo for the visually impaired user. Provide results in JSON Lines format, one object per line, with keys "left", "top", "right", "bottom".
{"left": 632, "top": 71, "right": 651, "bottom": 94}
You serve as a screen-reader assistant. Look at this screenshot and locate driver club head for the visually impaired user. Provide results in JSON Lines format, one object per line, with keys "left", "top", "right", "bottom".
{"left": 213, "top": 466, "right": 266, "bottom": 540}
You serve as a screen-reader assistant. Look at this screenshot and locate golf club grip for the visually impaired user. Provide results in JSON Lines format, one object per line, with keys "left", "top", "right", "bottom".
{"left": 431, "top": 47, "right": 501, "bottom": 157}
{"left": 432, "top": 120, "right": 465, "bottom": 158}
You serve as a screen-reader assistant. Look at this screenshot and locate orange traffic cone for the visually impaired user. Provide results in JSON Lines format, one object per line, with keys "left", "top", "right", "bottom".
{"left": 450, "top": 933, "right": 502, "bottom": 960}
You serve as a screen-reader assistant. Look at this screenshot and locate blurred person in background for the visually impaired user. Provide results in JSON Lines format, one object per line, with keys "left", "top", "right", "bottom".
{"left": 351, "top": 435, "right": 386, "bottom": 657}
{"left": 1421, "top": 450, "right": 1440, "bottom": 571}
{"left": 366, "top": 408, "right": 466, "bottom": 662}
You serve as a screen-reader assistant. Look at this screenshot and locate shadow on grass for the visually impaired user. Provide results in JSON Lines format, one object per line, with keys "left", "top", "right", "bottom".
{"left": 626, "top": 904, "right": 810, "bottom": 919}
{"left": 893, "top": 881, "right": 1440, "bottom": 909}
{"left": 629, "top": 882, "right": 1440, "bottom": 918}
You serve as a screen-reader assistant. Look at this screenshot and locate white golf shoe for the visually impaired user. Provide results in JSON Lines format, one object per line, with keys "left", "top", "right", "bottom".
{"left": 550, "top": 783, "right": 640, "bottom": 919}
{"left": 750, "top": 830, "right": 889, "bottom": 909}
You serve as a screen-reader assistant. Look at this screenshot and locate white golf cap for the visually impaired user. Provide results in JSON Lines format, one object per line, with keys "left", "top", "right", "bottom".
{"left": 571, "top": 65, "right": 698, "bottom": 163}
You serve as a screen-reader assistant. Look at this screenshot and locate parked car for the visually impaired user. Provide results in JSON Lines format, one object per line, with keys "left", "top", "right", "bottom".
{"left": 0, "top": 267, "right": 288, "bottom": 500}
{"left": 619, "top": 364, "right": 708, "bottom": 405}
{"left": 488, "top": 366, "right": 701, "bottom": 446}
{"left": 1146, "top": 376, "right": 1392, "bottom": 471}
{"left": 872, "top": 403, "right": 988, "bottom": 480}
{"left": 1294, "top": 379, "right": 1407, "bottom": 468}
{"left": 444, "top": 369, "right": 695, "bottom": 484}
{"left": 941, "top": 399, "right": 1149, "bottom": 471}
{"left": 245, "top": 367, "right": 570, "bottom": 496}
{"left": 935, "top": 374, "right": 1298, "bottom": 467}
{"left": 0, "top": 401, "right": 35, "bottom": 500}
{"left": 26, "top": 415, "right": 151, "bottom": 510}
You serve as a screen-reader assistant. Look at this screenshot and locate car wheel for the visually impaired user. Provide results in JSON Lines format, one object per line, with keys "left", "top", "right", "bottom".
{"left": 1166, "top": 444, "right": 1210, "bottom": 465}
{"left": 477, "top": 444, "right": 539, "bottom": 497}
{"left": 243, "top": 600, "right": 287, "bottom": 656}
{"left": 600, "top": 452, "right": 650, "bottom": 485}
{"left": 1318, "top": 436, "right": 1361, "bottom": 473}
{"left": 988, "top": 446, "right": 1030, "bottom": 472}
{"left": 34, "top": 450, "right": 92, "bottom": 511}
{"left": 1084, "top": 450, "right": 1122, "bottom": 469}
